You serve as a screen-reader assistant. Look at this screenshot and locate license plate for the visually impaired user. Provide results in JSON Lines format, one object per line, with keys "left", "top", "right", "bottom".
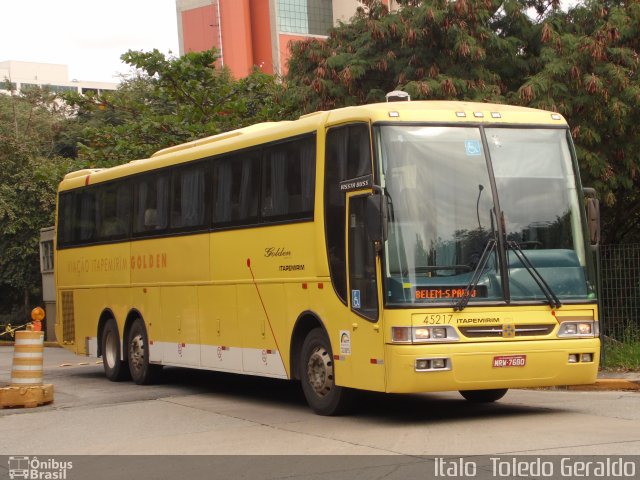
{"left": 493, "top": 355, "right": 526, "bottom": 368}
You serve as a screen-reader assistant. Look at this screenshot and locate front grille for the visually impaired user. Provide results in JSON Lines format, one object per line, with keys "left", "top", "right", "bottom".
{"left": 61, "top": 291, "right": 75, "bottom": 343}
{"left": 459, "top": 324, "right": 555, "bottom": 338}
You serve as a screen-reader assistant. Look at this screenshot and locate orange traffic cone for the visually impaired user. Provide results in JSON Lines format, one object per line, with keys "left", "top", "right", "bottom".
{"left": 1, "top": 308, "right": 54, "bottom": 408}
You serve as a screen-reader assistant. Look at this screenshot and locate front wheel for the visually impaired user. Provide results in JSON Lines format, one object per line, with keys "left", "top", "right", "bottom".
{"left": 101, "top": 318, "right": 130, "bottom": 381}
{"left": 127, "top": 318, "right": 162, "bottom": 385}
{"left": 300, "top": 328, "right": 353, "bottom": 415}
{"left": 459, "top": 388, "right": 508, "bottom": 403}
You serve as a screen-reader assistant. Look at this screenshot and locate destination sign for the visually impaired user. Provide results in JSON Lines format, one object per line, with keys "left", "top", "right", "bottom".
{"left": 415, "top": 285, "right": 488, "bottom": 300}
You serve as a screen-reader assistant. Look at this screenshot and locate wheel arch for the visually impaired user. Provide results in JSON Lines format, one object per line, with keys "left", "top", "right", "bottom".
{"left": 290, "top": 311, "right": 327, "bottom": 380}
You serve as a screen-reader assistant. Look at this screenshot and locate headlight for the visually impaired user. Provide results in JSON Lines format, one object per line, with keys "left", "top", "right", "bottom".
{"left": 557, "top": 321, "right": 598, "bottom": 338}
{"left": 391, "top": 326, "right": 460, "bottom": 343}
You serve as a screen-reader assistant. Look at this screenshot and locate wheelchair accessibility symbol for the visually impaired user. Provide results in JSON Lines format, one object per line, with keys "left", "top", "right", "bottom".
{"left": 465, "top": 140, "right": 482, "bottom": 156}
{"left": 351, "top": 290, "right": 361, "bottom": 309}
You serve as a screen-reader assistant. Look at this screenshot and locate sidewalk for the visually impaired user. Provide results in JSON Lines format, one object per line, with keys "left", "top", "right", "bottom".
{"left": 576, "top": 371, "right": 640, "bottom": 391}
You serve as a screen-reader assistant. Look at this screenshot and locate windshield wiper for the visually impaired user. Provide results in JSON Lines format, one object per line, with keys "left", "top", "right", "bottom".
{"left": 454, "top": 239, "right": 496, "bottom": 311}
{"left": 507, "top": 241, "right": 562, "bottom": 309}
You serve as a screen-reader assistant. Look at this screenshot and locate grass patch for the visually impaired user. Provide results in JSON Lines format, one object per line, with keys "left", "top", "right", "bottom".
{"left": 602, "top": 336, "right": 640, "bottom": 371}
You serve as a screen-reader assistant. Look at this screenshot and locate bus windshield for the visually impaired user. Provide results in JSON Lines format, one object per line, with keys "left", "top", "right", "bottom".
{"left": 376, "top": 125, "right": 596, "bottom": 307}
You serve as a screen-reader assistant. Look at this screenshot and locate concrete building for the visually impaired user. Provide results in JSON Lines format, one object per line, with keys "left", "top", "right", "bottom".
{"left": 175, "top": 0, "right": 398, "bottom": 78}
{"left": 39, "top": 227, "right": 56, "bottom": 342}
{"left": 0, "top": 60, "right": 117, "bottom": 95}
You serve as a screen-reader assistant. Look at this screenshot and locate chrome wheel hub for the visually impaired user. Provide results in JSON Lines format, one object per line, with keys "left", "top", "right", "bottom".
{"left": 129, "top": 334, "right": 144, "bottom": 372}
{"left": 307, "top": 346, "right": 333, "bottom": 397}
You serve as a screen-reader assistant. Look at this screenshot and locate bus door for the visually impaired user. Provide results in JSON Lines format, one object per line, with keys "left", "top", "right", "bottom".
{"left": 345, "top": 192, "right": 385, "bottom": 392}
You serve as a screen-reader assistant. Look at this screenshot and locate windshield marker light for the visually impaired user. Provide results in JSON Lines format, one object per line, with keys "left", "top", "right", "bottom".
{"left": 473, "top": 112, "right": 484, "bottom": 118}
{"left": 388, "top": 111, "right": 400, "bottom": 117}
{"left": 456, "top": 112, "right": 466, "bottom": 117}
{"left": 491, "top": 112, "right": 501, "bottom": 118}
{"left": 551, "top": 113, "right": 562, "bottom": 120}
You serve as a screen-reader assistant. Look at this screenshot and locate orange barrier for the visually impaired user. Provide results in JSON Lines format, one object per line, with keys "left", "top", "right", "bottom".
{"left": 10, "top": 330, "right": 45, "bottom": 385}
{"left": 1, "top": 314, "right": 54, "bottom": 408}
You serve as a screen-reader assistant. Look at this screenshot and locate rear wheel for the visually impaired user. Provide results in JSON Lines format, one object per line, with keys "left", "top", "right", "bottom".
{"left": 127, "top": 318, "right": 162, "bottom": 385}
{"left": 300, "top": 328, "right": 353, "bottom": 415}
{"left": 459, "top": 388, "right": 508, "bottom": 403}
{"left": 101, "top": 318, "right": 129, "bottom": 381}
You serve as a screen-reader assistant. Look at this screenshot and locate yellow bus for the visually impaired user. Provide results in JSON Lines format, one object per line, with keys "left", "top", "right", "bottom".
{"left": 55, "top": 100, "right": 600, "bottom": 415}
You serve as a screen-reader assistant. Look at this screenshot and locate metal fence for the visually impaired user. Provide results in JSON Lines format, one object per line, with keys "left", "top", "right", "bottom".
{"left": 600, "top": 243, "right": 640, "bottom": 341}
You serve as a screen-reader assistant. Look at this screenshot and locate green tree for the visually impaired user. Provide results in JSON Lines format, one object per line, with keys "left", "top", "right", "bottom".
{"left": 0, "top": 84, "right": 78, "bottom": 316}
{"left": 517, "top": 0, "right": 640, "bottom": 243}
{"left": 283, "top": 0, "right": 640, "bottom": 243}
{"left": 284, "top": 0, "right": 554, "bottom": 111}
{"left": 64, "top": 49, "right": 288, "bottom": 167}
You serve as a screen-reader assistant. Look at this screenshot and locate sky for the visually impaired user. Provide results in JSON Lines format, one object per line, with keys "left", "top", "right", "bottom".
{"left": 1, "top": 0, "right": 180, "bottom": 84}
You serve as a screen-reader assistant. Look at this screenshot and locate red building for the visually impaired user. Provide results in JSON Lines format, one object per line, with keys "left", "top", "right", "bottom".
{"left": 176, "top": 0, "right": 396, "bottom": 77}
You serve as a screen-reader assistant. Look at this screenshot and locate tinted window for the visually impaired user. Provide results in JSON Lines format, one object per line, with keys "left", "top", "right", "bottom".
{"left": 325, "top": 123, "right": 372, "bottom": 303}
{"left": 133, "top": 173, "right": 170, "bottom": 234}
{"left": 212, "top": 152, "right": 261, "bottom": 226}
{"left": 262, "top": 137, "right": 315, "bottom": 220}
{"left": 97, "top": 182, "right": 131, "bottom": 240}
{"left": 171, "top": 164, "right": 207, "bottom": 229}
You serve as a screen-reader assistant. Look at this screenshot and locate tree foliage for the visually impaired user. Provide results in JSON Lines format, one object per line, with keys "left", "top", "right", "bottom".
{"left": 64, "top": 49, "right": 288, "bottom": 167}
{"left": 284, "top": 0, "right": 554, "bottom": 110}
{"left": 519, "top": 0, "right": 640, "bottom": 242}
{"left": 284, "top": 0, "right": 640, "bottom": 243}
{"left": 0, "top": 85, "right": 78, "bottom": 314}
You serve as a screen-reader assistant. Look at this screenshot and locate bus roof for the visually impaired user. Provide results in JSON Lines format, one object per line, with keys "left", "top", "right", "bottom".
{"left": 59, "top": 100, "right": 566, "bottom": 191}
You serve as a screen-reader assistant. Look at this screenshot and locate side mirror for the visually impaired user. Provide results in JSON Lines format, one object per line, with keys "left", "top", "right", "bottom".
{"left": 583, "top": 188, "right": 600, "bottom": 248}
{"left": 365, "top": 193, "right": 388, "bottom": 245}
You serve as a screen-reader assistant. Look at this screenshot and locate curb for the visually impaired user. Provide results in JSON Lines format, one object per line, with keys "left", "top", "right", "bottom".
{"left": 563, "top": 379, "right": 640, "bottom": 391}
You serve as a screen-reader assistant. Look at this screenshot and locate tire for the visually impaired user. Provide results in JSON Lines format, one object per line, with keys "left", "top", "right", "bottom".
{"left": 127, "top": 318, "right": 162, "bottom": 385}
{"left": 300, "top": 328, "right": 353, "bottom": 415}
{"left": 459, "top": 388, "right": 508, "bottom": 403}
{"left": 101, "top": 318, "right": 130, "bottom": 381}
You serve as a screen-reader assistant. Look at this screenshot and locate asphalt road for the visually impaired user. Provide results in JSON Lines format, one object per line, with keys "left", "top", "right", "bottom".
{"left": 1, "top": 346, "right": 640, "bottom": 478}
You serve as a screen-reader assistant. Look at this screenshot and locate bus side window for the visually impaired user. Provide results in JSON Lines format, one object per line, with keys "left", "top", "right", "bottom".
{"left": 212, "top": 154, "right": 260, "bottom": 227}
{"left": 97, "top": 182, "right": 131, "bottom": 239}
{"left": 133, "top": 173, "right": 170, "bottom": 234}
{"left": 58, "top": 191, "right": 77, "bottom": 246}
{"left": 171, "top": 164, "right": 207, "bottom": 229}
{"left": 262, "top": 137, "right": 315, "bottom": 220}
{"left": 78, "top": 189, "right": 97, "bottom": 242}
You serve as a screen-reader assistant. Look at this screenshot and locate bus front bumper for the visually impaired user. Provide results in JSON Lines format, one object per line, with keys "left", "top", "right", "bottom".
{"left": 384, "top": 339, "right": 600, "bottom": 393}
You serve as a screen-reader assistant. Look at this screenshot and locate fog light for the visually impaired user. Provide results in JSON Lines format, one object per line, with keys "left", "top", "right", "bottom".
{"left": 432, "top": 358, "right": 446, "bottom": 369}
{"left": 568, "top": 354, "right": 579, "bottom": 363}
{"left": 416, "top": 359, "right": 430, "bottom": 370}
{"left": 580, "top": 353, "right": 593, "bottom": 363}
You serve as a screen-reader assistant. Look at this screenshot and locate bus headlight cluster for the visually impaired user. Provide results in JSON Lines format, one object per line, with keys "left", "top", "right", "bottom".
{"left": 391, "top": 326, "right": 460, "bottom": 344}
{"left": 557, "top": 321, "right": 598, "bottom": 338}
